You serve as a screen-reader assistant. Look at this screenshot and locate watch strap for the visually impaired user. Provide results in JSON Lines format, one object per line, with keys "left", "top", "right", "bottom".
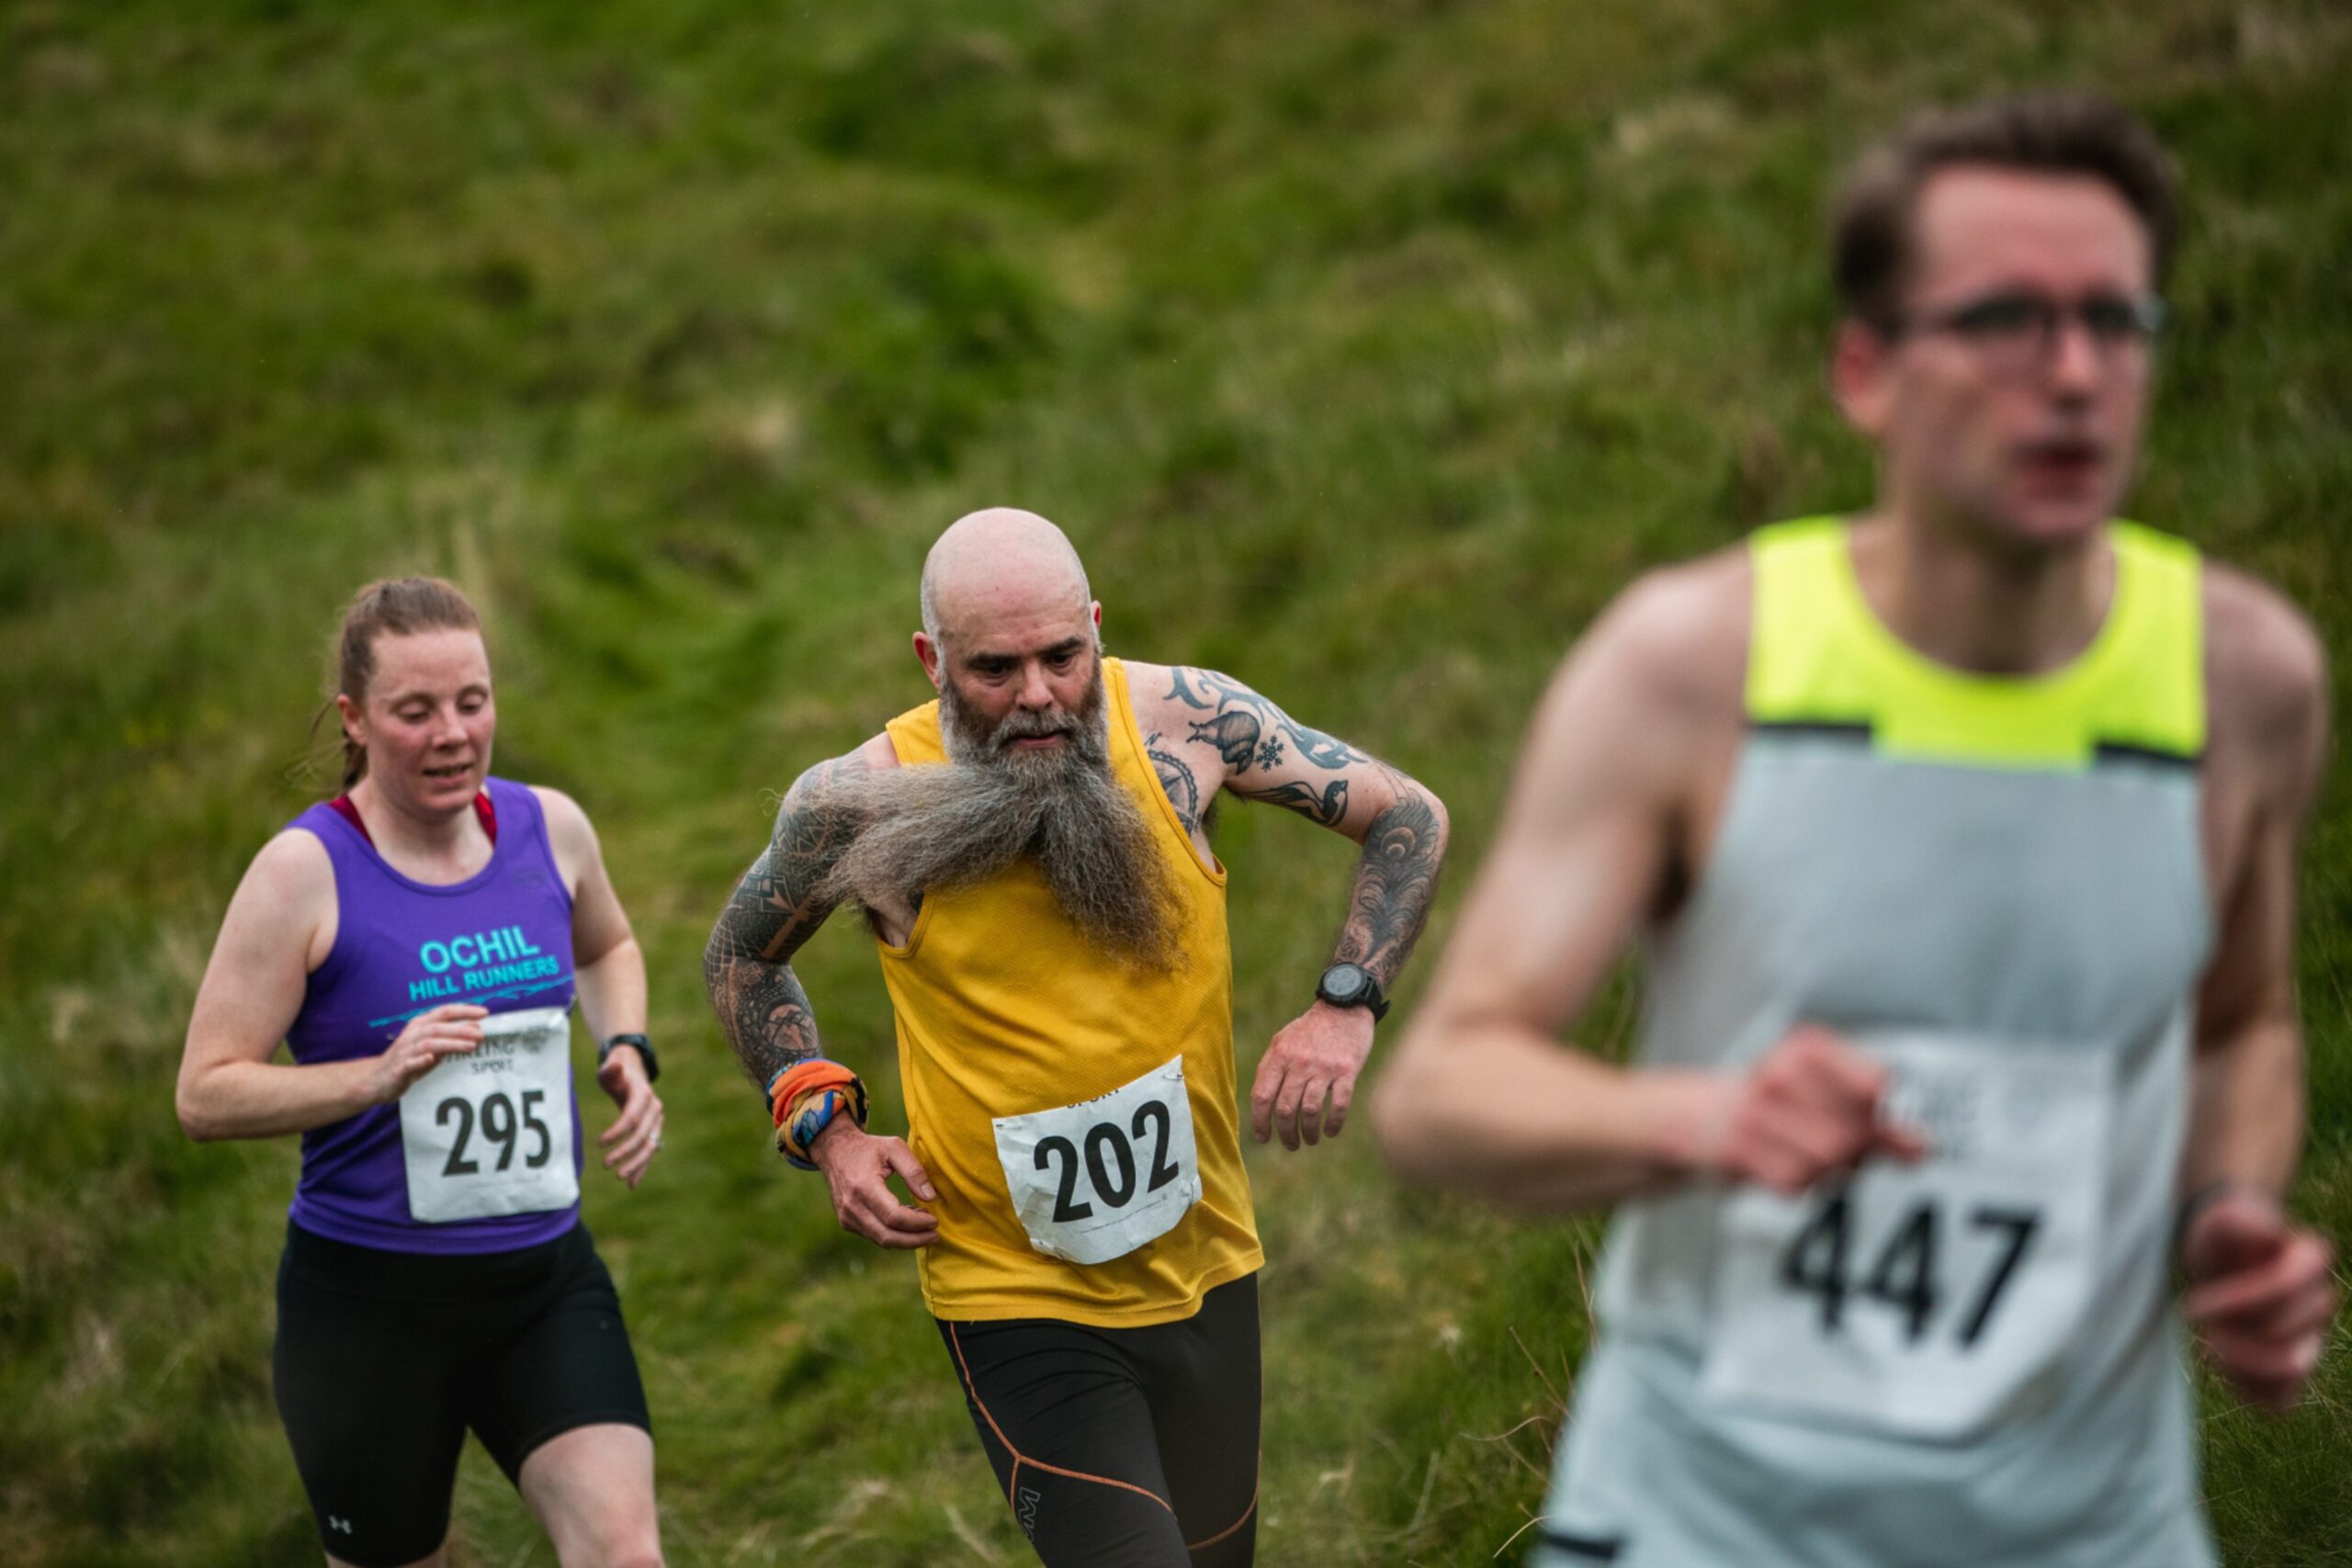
{"left": 599, "top": 1032, "right": 660, "bottom": 1083}
{"left": 1317, "top": 964, "right": 1390, "bottom": 1021}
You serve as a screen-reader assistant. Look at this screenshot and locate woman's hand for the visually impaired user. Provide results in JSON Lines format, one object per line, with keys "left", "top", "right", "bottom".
{"left": 595, "top": 1045, "right": 663, "bottom": 1189}
{"left": 361, "top": 1004, "right": 488, "bottom": 1106}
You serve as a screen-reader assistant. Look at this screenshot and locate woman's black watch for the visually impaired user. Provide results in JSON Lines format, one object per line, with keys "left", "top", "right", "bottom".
{"left": 599, "top": 1032, "right": 661, "bottom": 1083}
{"left": 1315, "top": 963, "right": 1389, "bottom": 1021}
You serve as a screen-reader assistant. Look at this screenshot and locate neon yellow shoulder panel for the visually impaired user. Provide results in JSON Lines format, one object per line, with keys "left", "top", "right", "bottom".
{"left": 1745, "top": 518, "right": 2204, "bottom": 771}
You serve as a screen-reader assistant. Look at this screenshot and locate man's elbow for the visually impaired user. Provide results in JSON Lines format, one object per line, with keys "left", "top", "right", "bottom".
{"left": 1393, "top": 778, "right": 1449, "bottom": 843}
{"left": 1369, "top": 1022, "right": 1452, "bottom": 1182}
{"left": 700, "top": 931, "right": 735, "bottom": 998}
{"left": 1367, "top": 1069, "right": 1418, "bottom": 1177}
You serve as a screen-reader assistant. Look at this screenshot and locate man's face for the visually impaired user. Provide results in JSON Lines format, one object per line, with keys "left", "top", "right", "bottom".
{"left": 1836, "top": 166, "right": 2159, "bottom": 549}
{"left": 928, "top": 603, "right": 1104, "bottom": 764}
{"left": 835, "top": 596, "right": 1175, "bottom": 964}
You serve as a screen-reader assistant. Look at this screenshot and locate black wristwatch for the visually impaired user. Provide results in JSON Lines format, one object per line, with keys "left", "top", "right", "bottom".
{"left": 1315, "top": 963, "right": 1389, "bottom": 1021}
{"left": 599, "top": 1032, "right": 661, "bottom": 1083}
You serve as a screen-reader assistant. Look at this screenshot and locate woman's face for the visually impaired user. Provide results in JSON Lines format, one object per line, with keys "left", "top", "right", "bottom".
{"left": 340, "top": 627, "right": 495, "bottom": 818}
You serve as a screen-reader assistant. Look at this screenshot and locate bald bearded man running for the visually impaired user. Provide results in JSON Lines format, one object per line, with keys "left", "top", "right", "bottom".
{"left": 703, "top": 510, "right": 1448, "bottom": 1567}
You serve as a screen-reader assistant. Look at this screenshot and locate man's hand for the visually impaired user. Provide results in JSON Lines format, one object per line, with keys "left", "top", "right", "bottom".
{"left": 2183, "top": 1187, "right": 2338, "bottom": 1411}
{"left": 1252, "top": 1001, "right": 1376, "bottom": 1152}
{"left": 594, "top": 1045, "right": 663, "bottom": 1190}
{"left": 1688, "top": 1025, "right": 1928, "bottom": 1194}
{"left": 808, "top": 1121, "right": 940, "bottom": 1248}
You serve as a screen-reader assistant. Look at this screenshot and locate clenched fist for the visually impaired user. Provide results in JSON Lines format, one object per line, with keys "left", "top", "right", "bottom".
{"left": 1701, "top": 1025, "right": 1928, "bottom": 1194}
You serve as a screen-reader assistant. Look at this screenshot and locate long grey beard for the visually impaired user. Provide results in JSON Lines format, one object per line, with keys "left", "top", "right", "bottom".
{"left": 817, "top": 673, "right": 1182, "bottom": 968}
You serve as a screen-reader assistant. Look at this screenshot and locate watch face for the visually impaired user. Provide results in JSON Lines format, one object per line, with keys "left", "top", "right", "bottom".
{"left": 1321, "top": 964, "right": 1369, "bottom": 1004}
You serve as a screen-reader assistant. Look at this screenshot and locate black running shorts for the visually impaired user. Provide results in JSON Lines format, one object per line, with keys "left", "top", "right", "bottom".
{"left": 271, "top": 1220, "right": 651, "bottom": 1567}
{"left": 938, "top": 1272, "right": 1261, "bottom": 1568}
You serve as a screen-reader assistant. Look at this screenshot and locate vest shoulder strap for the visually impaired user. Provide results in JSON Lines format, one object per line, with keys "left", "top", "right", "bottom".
{"left": 2096, "top": 522, "right": 2206, "bottom": 761}
{"left": 1746, "top": 517, "right": 1871, "bottom": 731}
{"left": 886, "top": 701, "right": 948, "bottom": 766}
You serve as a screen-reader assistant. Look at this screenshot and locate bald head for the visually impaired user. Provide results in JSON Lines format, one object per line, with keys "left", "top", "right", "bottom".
{"left": 919, "top": 508, "right": 1092, "bottom": 644}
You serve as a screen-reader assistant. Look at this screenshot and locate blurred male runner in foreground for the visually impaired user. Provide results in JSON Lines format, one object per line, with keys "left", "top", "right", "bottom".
{"left": 703, "top": 508, "right": 1446, "bottom": 1566}
{"left": 1374, "top": 93, "right": 2334, "bottom": 1567}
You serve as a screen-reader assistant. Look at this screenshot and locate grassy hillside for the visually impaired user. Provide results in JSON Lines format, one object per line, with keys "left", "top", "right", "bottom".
{"left": 4, "top": 0, "right": 2348, "bottom": 1562}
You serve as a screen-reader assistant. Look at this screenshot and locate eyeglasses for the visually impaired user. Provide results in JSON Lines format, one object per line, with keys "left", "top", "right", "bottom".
{"left": 1881, "top": 290, "right": 2167, "bottom": 378}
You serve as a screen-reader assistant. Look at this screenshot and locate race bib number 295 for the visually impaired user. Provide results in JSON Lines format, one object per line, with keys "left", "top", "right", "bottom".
{"left": 397, "top": 1006, "right": 579, "bottom": 1224}
{"left": 992, "top": 1056, "right": 1202, "bottom": 1266}
{"left": 1700, "top": 1032, "right": 2113, "bottom": 1441}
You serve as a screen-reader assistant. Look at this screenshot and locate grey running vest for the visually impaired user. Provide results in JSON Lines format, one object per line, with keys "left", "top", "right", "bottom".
{"left": 1537, "top": 519, "right": 2215, "bottom": 1568}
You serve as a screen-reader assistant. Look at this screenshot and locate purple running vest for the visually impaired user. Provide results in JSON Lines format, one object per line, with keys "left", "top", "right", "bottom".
{"left": 284, "top": 776, "right": 582, "bottom": 1253}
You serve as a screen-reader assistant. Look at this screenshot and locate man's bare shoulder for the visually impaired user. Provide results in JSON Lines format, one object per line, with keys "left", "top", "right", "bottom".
{"left": 1121, "top": 659, "right": 1177, "bottom": 686}
{"left": 796, "top": 734, "right": 899, "bottom": 791}
{"left": 1572, "top": 543, "right": 1753, "bottom": 721}
{"left": 775, "top": 735, "right": 898, "bottom": 827}
{"left": 1117, "top": 659, "right": 1191, "bottom": 728}
{"left": 1123, "top": 660, "right": 1290, "bottom": 745}
{"left": 1503, "top": 543, "right": 1753, "bottom": 820}
{"left": 2203, "top": 562, "right": 2328, "bottom": 776}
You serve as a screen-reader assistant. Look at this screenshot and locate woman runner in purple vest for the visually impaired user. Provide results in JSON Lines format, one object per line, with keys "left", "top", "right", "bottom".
{"left": 177, "top": 577, "right": 668, "bottom": 1568}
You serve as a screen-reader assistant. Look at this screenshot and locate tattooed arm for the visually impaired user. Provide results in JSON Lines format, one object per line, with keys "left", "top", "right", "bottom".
{"left": 1160, "top": 665, "right": 1450, "bottom": 989}
{"left": 702, "top": 746, "right": 877, "bottom": 1093}
{"left": 704, "top": 736, "right": 940, "bottom": 1246}
{"left": 1145, "top": 663, "right": 1451, "bottom": 1150}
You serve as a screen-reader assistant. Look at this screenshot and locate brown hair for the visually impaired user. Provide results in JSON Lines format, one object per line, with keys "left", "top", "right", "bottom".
{"left": 317, "top": 577, "right": 483, "bottom": 789}
{"left": 1833, "top": 91, "right": 2178, "bottom": 326}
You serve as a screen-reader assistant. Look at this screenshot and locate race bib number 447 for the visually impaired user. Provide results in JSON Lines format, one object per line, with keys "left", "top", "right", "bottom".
{"left": 992, "top": 1056, "right": 1203, "bottom": 1266}
{"left": 398, "top": 1006, "right": 579, "bottom": 1224}
{"left": 1700, "top": 1032, "right": 2113, "bottom": 1441}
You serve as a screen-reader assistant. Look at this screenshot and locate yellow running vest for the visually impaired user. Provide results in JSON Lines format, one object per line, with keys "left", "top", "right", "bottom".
{"left": 879, "top": 658, "right": 1264, "bottom": 1326}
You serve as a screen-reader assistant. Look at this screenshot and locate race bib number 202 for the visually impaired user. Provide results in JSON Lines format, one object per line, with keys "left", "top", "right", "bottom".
{"left": 992, "top": 1056, "right": 1202, "bottom": 1266}
{"left": 398, "top": 1006, "right": 579, "bottom": 1224}
{"left": 1700, "top": 1032, "right": 2113, "bottom": 1441}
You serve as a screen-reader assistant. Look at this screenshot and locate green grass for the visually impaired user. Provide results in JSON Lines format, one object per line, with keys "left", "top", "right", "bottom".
{"left": 5, "top": 0, "right": 2350, "bottom": 1562}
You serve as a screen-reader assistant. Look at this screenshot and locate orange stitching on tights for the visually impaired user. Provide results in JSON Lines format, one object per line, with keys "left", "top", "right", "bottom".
{"left": 947, "top": 1322, "right": 1177, "bottom": 1517}
{"left": 1184, "top": 1474, "right": 1258, "bottom": 1552}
